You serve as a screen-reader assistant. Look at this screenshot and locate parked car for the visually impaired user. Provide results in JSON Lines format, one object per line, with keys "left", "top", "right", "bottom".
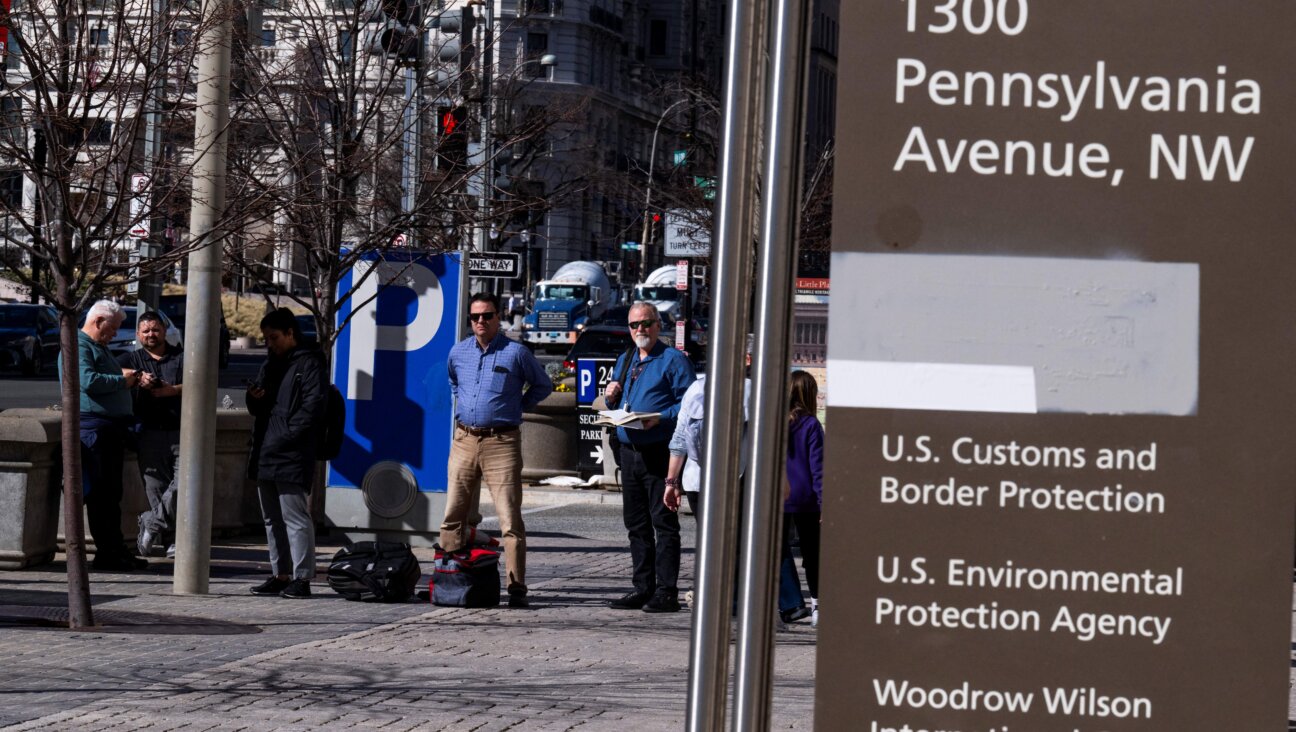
{"left": 79, "top": 306, "right": 182, "bottom": 360}
{"left": 158, "top": 294, "right": 230, "bottom": 368}
{"left": 0, "top": 303, "right": 59, "bottom": 375}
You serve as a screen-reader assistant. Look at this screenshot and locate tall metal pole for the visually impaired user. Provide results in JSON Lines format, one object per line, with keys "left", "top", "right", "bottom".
{"left": 685, "top": 0, "right": 768, "bottom": 730}
{"left": 401, "top": 67, "right": 420, "bottom": 243}
{"left": 137, "top": 0, "right": 166, "bottom": 312}
{"left": 173, "top": 0, "right": 233, "bottom": 595}
{"left": 732, "top": 0, "right": 811, "bottom": 727}
{"left": 639, "top": 97, "right": 689, "bottom": 274}
{"left": 472, "top": 0, "right": 493, "bottom": 292}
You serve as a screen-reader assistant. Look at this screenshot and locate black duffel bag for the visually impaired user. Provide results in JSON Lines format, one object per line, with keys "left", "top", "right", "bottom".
{"left": 326, "top": 541, "right": 421, "bottom": 602}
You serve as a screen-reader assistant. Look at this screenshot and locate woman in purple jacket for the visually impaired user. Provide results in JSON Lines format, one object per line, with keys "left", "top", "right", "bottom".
{"left": 784, "top": 370, "right": 824, "bottom": 625}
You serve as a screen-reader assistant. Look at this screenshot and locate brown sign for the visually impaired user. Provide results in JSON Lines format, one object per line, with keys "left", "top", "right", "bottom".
{"left": 819, "top": 1, "right": 1296, "bottom": 730}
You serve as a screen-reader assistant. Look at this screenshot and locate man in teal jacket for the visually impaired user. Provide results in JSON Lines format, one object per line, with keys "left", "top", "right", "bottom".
{"left": 60, "top": 300, "right": 155, "bottom": 571}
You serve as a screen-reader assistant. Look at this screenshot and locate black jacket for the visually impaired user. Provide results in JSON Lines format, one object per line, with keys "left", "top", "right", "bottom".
{"left": 246, "top": 345, "right": 327, "bottom": 487}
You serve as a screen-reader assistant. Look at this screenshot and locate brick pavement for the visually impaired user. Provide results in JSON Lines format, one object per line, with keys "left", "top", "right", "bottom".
{"left": 0, "top": 529, "right": 816, "bottom": 731}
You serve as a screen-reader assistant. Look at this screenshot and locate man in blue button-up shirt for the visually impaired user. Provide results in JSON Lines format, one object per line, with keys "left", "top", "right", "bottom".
{"left": 602, "top": 301, "right": 695, "bottom": 613}
{"left": 441, "top": 292, "right": 552, "bottom": 607}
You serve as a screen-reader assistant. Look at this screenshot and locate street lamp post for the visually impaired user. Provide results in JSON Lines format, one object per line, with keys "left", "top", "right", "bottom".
{"left": 640, "top": 97, "right": 690, "bottom": 274}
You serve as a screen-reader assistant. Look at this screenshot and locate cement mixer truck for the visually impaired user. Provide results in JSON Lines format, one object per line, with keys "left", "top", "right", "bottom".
{"left": 633, "top": 264, "right": 687, "bottom": 320}
{"left": 522, "top": 261, "right": 611, "bottom": 349}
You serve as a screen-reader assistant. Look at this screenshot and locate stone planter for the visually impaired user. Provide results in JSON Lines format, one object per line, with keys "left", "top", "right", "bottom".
{"left": 0, "top": 411, "right": 62, "bottom": 569}
{"left": 0, "top": 408, "right": 260, "bottom": 567}
{"left": 521, "top": 390, "right": 577, "bottom": 480}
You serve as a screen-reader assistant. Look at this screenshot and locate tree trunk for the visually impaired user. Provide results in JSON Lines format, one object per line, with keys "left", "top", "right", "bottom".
{"left": 58, "top": 307, "right": 94, "bottom": 628}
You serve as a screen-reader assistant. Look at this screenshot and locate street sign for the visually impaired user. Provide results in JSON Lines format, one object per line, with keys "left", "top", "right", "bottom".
{"left": 674, "top": 260, "right": 689, "bottom": 291}
{"left": 467, "top": 251, "right": 521, "bottom": 278}
{"left": 576, "top": 358, "right": 617, "bottom": 477}
{"left": 621, "top": 242, "right": 640, "bottom": 251}
{"left": 818, "top": 1, "right": 1296, "bottom": 730}
{"left": 327, "top": 251, "right": 461, "bottom": 535}
{"left": 674, "top": 318, "right": 685, "bottom": 350}
{"left": 128, "top": 174, "right": 150, "bottom": 240}
{"left": 663, "top": 210, "right": 710, "bottom": 257}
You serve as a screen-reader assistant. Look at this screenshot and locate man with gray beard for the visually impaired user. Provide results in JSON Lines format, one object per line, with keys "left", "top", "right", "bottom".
{"left": 603, "top": 302, "right": 695, "bottom": 613}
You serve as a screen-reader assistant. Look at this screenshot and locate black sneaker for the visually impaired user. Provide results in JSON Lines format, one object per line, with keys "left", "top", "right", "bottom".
{"left": 250, "top": 577, "right": 290, "bottom": 596}
{"left": 609, "top": 590, "right": 652, "bottom": 610}
{"left": 280, "top": 579, "right": 312, "bottom": 599}
{"left": 508, "top": 592, "right": 530, "bottom": 609}
{"left": 642, "top": 590, "right": 681, "bottom": 614}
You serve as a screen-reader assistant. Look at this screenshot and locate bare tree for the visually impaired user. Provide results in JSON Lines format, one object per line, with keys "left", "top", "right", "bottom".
{"left": 0, "top": 0, "right": 227, "bottom": 627}
{"left": 223, "top": 1, "right": 582, "bottom": 362}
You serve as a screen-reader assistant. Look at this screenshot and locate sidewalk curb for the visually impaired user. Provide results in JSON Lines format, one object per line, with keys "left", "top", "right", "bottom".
{"left": 522, "top": 485, "right": 622, "bottom": 507}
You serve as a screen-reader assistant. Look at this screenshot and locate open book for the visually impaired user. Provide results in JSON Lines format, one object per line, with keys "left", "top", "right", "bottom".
{"left": 594, "top": 409, "right": 661, "bottom": 429}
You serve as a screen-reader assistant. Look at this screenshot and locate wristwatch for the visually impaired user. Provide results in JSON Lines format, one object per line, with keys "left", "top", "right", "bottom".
{"left": 665, "top": 478, "right": 681, "bottom": 488}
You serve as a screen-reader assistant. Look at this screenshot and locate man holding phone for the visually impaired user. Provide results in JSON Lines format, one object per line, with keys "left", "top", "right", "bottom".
{"left": 439, "top": 292, "right": 552, "bottom": 608}
{"left": 119, "top": 311, "right": 184, "bottom": 559}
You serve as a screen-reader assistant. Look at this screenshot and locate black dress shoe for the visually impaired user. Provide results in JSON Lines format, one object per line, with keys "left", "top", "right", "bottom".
{"left": 92, "top": 554, "right": 147, "bottom": 571}
{"left": 609, "top": 590, "right": 652, "bottom": 610}
{"left": 780, "top": 606, "right": 812, "bottom": 624}
{"left": 642, "top": 590, "right": 681, "bottom": 614}
{"left": 280, "top": 579, "right": 312, "bottom": 599}
{"left": 250, "top": 577, "right": 290, "bottom": 596}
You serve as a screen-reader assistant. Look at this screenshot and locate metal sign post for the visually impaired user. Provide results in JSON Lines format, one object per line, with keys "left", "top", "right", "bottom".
{"left": 686, "top": 0, "right": 769, "bottom": 729}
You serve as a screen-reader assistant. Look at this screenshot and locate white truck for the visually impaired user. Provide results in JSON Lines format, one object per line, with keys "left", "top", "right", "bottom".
{"left": 522, "top": 261, "right": 611, "bottom": 348}
{"left": 633, "top": 264, "right": 686, "bottom": 320}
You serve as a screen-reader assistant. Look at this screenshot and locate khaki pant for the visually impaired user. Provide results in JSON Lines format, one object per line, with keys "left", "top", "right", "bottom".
{"left": 440, "top": 426, "right": 526, "bottom": 593}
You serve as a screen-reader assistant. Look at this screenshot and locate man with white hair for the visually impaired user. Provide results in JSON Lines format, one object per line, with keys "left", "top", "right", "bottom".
{"left": 603, "top": 301, "right": 695, "bottom": 613}
{"left": 60, "top": 299, "right": 155, "bottom": 571}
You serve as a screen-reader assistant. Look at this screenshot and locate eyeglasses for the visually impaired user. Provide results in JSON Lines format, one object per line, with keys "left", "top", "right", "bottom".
{"left": 468, "top": 311, "right": 497, "bottom": 322}
{"left": 628, "top": 319, "right": 657, "bottom": 330}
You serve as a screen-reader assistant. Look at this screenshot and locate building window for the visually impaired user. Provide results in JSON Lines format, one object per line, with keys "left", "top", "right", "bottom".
{"left": 0, "top": 170, "right": 21, "bottom": 208}
{"left": 86, "top": 119, "right": 112, "bottom": 145}
{"left": 5, "top": 37, "right": 18, "bottom": 71}
{"left": 90, "top": 28, "right": 110, "bottom": 46}
{"left": 525, "top": 32, "right": 548, "bottom": 77}
{"left": 648, "top": 19, "right": 667, "bottom": 57}
{"left": 173, "top": 28, "right": 192, "bottom": 46}
{"left": 0, "top": 97, "right": 23, "bottom": 147}
{"left": 260, "top": 26, "right": 276, "bottom": 46}
{"left": 338, "top": 29, "right": 354, "bottom": 64}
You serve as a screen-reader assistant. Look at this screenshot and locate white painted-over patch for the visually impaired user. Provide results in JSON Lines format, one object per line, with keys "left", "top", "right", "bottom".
{"left": 827, "top": 253, "right": 1199, "bottom": 415}
{"left": 827, "top": 360, "right": 1037, "bottom": 413}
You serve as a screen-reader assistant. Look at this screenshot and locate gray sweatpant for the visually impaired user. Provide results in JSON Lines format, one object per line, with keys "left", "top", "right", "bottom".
{"left": 138, "top": 429, "right": 180, "bottom": 537}
{"left": 256, "top": 481, "right": 316, "bottom": 580}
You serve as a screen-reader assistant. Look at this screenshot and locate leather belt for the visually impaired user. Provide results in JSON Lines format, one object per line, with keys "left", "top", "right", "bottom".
{"left": 456, "top": 421, "right": 519, "bottom": 437}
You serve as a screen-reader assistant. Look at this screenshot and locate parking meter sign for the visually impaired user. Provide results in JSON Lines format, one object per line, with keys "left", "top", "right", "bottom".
{"left": 577, "top": 358, "right": 616, "bottom": 476}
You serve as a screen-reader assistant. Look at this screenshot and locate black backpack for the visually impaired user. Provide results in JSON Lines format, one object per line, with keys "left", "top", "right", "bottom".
{"left": 318, "top": 384, "right": 345, "bottom": 460}
{"left": 326, "top": 541, "right": 421, "bottom": 602}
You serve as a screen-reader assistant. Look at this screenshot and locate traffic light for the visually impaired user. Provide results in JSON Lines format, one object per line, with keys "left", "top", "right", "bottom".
{"left": 363, "top": 0, "right": 420, "bottom": 61}
{"left": 437, "top": 105, "right": 468, "bottom": 173}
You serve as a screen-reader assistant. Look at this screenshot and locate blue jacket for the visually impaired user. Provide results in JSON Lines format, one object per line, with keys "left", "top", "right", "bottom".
{"left": 613, "top": 341, "right": 694, "bottom": 445}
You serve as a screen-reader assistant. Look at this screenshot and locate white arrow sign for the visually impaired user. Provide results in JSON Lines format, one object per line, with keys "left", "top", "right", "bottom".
{"left": 589, "top": 447, "right": 603, "bottom": 465}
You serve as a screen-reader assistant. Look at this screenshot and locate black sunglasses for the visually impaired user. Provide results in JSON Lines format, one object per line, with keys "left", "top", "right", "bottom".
{"left": 628, "top": 319, "right": 657, "bottom": 330}
{"left": 468, "top": 311, "right": 497, "bottom": 322}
